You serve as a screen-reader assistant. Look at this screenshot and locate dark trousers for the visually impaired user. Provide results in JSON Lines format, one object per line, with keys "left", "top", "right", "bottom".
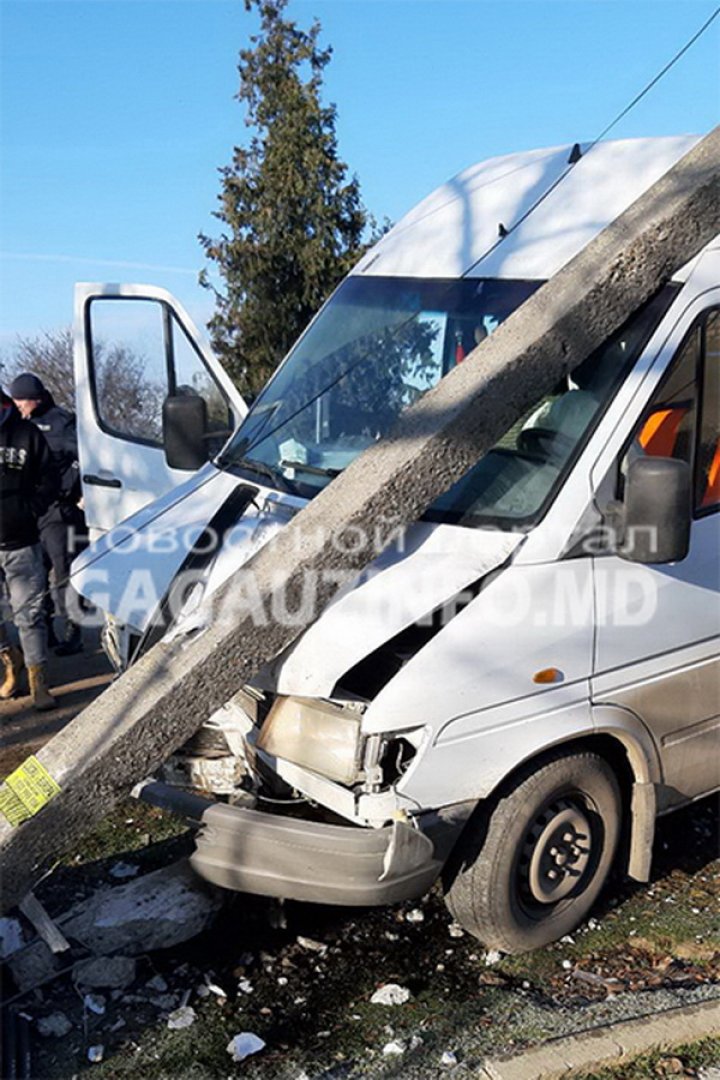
{"left": 40, "top": 511, "right": 87, "bottom": 622}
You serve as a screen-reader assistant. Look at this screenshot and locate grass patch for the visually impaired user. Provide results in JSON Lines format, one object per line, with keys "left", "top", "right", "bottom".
{"left": 60, "top": 798, "right": 189, "bottom": 865}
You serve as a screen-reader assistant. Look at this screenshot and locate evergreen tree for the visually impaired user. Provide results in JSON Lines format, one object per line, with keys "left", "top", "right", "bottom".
{"left": 200, "top": 0, "right": 371, "bottom": 396}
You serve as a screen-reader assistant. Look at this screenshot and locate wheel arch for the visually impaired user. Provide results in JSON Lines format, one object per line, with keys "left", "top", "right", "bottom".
{"left": 445, "top": 723, "right": 658, "bottom": 887}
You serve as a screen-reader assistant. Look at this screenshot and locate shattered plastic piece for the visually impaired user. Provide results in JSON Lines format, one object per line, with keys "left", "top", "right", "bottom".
{"left": 84, "top": 993, "right": 106, "bottom": 1016}
{"left": 561, "top": 959, "right": 573, "bottom": 970}
{"left": 226, "top": 1032, "right": 266, "bottom": 1062}
{"left": 296, "top": 935, "right": 328, "bottom": 954}
{"left": 383, "top": 1040, "right": 406, "bottom": 1056}
{"left": 196, "top": 984, "right": 211, "bottom": 998}
{"left": 167, "top": 1005, "right": 197, "bottom": 1030}
{"left": 405, "top": 909, "right": 425, "bottom": 924}
{"left": 277, "top": 976, "right": 288, "bottom": 986}
{"left": 37, "top": 1012, "right": 73, "bottom": 1038}
{"left": 109, "top": 861, "right": 139, "bottom": 880}
{"left": 409, "top": 1034, "right": 424, "bottom": 1051}
{"left": 87, "top": 1045, "right": 104, "bottom": 1063}
{"left": 238, "top": 978, "right": 254, "bottom": 994}
{"left": 448, "top": 923, "right": 465, "bottom": 938}
{"left": 441, "top": 1050, "right": 458, "bottom": 1067}
{"left": 203, "top": 975, "right": 227, "bottom": 998}
{"left": 483, "top": 950, "right": 502, "bottom": 966}
{"left": 559, "top": 935, "right": 575, "bottom": 945}
{"left": 145, "top": 974, "right": 168, "bottom": 993}
{"left": 370, "top": 983, "right": 411, "bottom": 1006}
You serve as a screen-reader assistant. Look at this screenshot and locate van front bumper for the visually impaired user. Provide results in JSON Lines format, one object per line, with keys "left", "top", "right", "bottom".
{"left": 138, "top": 781, "right": 452, "bottom": 906}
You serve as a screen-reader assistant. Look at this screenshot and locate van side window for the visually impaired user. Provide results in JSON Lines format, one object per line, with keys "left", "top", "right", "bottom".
{"left": 624, "top": 308, "right": 719, "bottom": 515}
{"left": 697, "top": 311, "right": 720, "bottom": 512}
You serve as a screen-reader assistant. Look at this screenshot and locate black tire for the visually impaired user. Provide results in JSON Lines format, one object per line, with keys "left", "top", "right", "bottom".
{"left": 443, "top": 751, "right": 622, "bottom": 953}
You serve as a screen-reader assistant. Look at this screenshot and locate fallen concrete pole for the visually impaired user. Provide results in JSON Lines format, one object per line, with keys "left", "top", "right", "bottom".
{"left": 1, "top": 128, "right": 718, "bottom": 910}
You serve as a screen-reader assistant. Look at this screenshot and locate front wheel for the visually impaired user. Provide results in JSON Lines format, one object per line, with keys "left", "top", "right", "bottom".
{"left": 443, "top": 751, "right": 622, "bottom": 953}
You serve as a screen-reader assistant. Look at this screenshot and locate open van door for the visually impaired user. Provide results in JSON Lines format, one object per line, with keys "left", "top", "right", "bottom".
{"left": 73, "top": 283, "right": 246, "bottom": 536}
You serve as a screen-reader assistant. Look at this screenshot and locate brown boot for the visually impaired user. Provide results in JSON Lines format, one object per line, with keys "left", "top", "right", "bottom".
{"left": 27, "top": 664, "right": 57, "bottom": 712}
{"left": 0, "top": 647, "right": 25, "bottom": 699}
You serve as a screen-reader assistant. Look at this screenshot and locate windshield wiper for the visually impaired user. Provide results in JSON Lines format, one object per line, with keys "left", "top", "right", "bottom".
{"left": 219, "top": 454, "right": 295, "bottom": 493}
{"left": 280, "top": 459, "right": 340, "bottom": 478}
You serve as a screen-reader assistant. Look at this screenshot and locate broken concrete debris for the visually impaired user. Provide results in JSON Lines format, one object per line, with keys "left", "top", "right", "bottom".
{"left": 166, "top": 1005, "right": 197, "bottom": 1030}
{"left": 62, "top": 860, "right": 223, "bottom": 955}
{"left": 83, "top": 992, "right": 106, "bottom": 1016}
{"left": 295, "top": 935, "right": 328, "bottom": 954}
{"left": 73, "top": 956, "right": 137, "bottom": 990}
{"left": 0, "top": 915, "right": 25, "bottom": 959}
{"left": 36, "top": 1011, "right": 73, "bottom": 1038}
{"left": 382, "top": 1039, "right": 406, "bottom": 1056}
{"left": 8, "top": 860, "right": 221, "bottom": 993}
{"left": 370, "top": 983, "right": 412, "bottom": 1006}
{"left": 226, "top": 1031, "right": 266, "bottom": 1062}
{"left": 2, "top": 131, "right": 717, "bottom": 912}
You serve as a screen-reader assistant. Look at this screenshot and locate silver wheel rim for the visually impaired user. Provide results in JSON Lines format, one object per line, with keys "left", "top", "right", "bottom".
{"left": 523, "top": 800, "right": 593, "bottom": 904}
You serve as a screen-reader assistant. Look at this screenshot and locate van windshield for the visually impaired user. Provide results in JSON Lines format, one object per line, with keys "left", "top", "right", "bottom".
{"left": 219, "top": 276, "right": 675, "bottom": 528}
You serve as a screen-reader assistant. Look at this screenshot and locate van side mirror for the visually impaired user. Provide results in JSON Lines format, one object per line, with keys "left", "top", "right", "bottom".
{"left": 615, "top": 456, "right": 691, "bottom": 564}
{"left": 163, "top": 394, "right": 209, "bottom": 471}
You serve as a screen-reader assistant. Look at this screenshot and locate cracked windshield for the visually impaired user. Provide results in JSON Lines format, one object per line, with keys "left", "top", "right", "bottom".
{"left": 221, "top": 277, "right": 669, "bottom": 526}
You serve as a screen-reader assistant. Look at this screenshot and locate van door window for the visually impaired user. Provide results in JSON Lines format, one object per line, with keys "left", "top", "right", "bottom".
{"left": 88, "top": 298, "right": 167, "bottom": 445}
{"left": 88, "top": 296, "right": 233, "bottom": 456}
{"left": 170, "top": 318, "right": 233, "bottom": 454}
{"left": 623, "top": 308, "right": 719, "bottom": 516}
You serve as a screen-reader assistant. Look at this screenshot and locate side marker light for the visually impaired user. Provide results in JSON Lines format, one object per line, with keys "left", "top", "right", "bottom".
{"left": 533, "top": 667, "right": 564, "bottom": 684}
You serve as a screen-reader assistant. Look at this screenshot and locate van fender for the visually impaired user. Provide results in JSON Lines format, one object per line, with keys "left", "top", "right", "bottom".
{"left": 398, "top": 701, "right": 660, "bottom": 882}
{"left": 398, "top": 699, "right": 597, "bottom": 809}
{"left": 592, "top": 703, "right": 662, "bottom": 882}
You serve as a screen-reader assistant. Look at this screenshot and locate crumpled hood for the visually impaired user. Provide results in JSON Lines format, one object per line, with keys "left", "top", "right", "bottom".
{"left": 272, "top": 525, "right": 522, "bottom": 698}
{"left": 73, "top": 463, "right": 522, "bottom": 691}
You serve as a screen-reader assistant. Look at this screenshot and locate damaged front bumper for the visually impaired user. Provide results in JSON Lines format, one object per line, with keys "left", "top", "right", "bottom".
{"left": 138, "top": 781, "right": 465, "bottom": 906}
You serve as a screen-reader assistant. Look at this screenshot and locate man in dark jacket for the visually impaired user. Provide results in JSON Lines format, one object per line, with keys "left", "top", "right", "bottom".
{"left": 0, "top": 389, "right": 56, "bottom": 710}
{"left": 9, "top": 373, "right": 86, "bottom": 655}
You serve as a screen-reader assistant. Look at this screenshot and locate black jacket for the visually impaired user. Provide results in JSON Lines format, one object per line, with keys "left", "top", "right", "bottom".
{"left": 26, "top": 394, "right": 82, "bottom": 527}
{"left": 0, "top": 396, "right": 56, "bottom": 550}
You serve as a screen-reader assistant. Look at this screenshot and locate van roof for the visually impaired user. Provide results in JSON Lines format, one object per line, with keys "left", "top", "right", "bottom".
{"left": 353, "top": 135, "right": 707, "bottom": 282}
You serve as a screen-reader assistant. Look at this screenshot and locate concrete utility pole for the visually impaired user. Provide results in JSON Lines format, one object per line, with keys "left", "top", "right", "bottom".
{"left": 1, "top": 128, "right": 718, "bottom": 911}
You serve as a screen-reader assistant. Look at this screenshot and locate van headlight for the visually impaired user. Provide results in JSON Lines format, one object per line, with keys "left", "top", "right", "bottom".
{"left": 257, "top": 696, "right": 362, "bottom": 785}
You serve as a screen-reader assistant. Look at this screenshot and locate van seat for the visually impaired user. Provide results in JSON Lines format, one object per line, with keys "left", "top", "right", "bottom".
{"left": 701, "top": 438, "right": 720, "bottom": 508}
{"left": 638, "top": 405, "right": 688, "bottom": 457}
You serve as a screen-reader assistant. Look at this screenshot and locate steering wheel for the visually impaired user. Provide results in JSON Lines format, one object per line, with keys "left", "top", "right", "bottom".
{"left": 517, "top": 426, "right": 576, "bottom": 462}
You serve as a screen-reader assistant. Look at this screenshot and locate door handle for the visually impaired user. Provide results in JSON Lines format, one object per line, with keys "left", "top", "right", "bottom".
{"left": 83, "top": 474, "right": 123, "bottom": 489}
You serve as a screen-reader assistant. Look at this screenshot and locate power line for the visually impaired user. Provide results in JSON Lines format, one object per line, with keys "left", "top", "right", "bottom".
{"left": 462, "top": 5, "right": 720, "bottom": 278}
{"left": 592, "top": 6, "right": 720, "bottom": 147}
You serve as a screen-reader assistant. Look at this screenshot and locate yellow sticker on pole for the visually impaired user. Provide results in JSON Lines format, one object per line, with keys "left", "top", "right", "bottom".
{"left": 0, "top": 756, "right": 61, "bottom": 826}
{"left": 0, "top": 785, "right": 32, "bottom": 827}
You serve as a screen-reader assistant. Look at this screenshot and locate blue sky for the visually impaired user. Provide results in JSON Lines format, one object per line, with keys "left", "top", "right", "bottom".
{"left": 1, "top": 0, "right": 718, "bottom": 353}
